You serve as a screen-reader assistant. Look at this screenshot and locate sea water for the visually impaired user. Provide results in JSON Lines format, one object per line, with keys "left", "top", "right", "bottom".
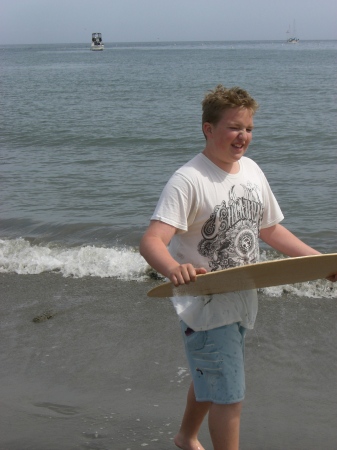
{"left": 1, "top": 40, "right": 336, "bottom": 298}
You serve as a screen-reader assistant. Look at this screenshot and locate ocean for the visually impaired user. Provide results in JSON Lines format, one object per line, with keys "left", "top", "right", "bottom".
{"left": 0, "top": 41, "right": 337, "bottom": 449}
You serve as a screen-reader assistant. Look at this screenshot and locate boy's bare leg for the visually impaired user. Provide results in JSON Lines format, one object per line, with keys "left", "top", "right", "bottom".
{"left": 208, "top": 402, "right": 242, "bottom": 450}
{"left": 174, "top": 382, "right": 210, "bottom": 450}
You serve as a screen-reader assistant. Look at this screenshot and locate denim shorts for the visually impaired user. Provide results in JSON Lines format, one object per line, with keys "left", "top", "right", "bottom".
{"left": 180, "top": 321, "right": 247, "bottom": 404}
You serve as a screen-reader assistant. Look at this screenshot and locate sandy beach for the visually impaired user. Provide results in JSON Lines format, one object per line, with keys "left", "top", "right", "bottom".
{"left": 1, "top": 273, "right": 336, "bottom": 449}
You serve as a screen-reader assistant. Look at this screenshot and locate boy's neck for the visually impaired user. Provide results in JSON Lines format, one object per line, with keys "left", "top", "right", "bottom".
{"left": 202, "top": 150, "right": 241, "bottom": 174}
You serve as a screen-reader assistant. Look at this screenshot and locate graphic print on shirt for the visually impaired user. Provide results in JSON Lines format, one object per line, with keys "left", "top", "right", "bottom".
{"left": 197, "top": 183, "right": 264, "bottom": 271}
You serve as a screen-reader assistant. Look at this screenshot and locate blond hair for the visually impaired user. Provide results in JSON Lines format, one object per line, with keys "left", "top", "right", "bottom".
{"left": 202, "top": 85, "right": 259, "bottom": 126}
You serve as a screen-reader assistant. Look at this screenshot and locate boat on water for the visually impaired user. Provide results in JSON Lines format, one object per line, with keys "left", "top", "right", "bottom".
{"left": 287, "top": 36, "right": 299, "bottom": 44}
{"left": 91, "top": 33, "right": 104, "bottom": 51}
{"left": 286, "top": 21, "right": 299, "bottom": 44}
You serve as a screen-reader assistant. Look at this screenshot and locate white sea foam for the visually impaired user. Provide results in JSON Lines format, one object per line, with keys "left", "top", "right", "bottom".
{"left": 260, "top": 281, "right": 336, "bottom": 299}
{"left": 0, "top": 238, "right": 149, "bottom": 280}
{"left": 0, "top": 238, "right": 335, "bottom": 298}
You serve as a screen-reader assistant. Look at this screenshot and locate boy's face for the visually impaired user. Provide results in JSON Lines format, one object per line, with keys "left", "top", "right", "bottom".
{"left": 203, "top": 107, "right": 254, "bottom": 171}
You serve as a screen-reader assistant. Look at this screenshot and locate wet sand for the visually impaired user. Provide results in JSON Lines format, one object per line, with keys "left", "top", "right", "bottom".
{"left": 1, "top": 273, "right": 336, "bottom": 449}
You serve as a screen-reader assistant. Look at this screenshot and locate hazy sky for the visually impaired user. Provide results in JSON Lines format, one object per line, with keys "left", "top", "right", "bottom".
{"left": 1, "top": 0, "right": 336, "bottom": 45}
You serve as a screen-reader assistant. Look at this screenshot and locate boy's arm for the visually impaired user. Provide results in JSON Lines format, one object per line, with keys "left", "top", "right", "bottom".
{"left": 260, "top": 224, "right": 337, "bottom": 282}
{"left": 260, "top": 224, "right": 321, "bottom": 257}
{"left": 140, "top": 220, "right": 207, "bottom": 286}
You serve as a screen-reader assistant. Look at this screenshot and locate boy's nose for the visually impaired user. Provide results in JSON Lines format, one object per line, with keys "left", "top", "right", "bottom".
{"left": 238, "top": 130, "right": 246, "bottom": 140}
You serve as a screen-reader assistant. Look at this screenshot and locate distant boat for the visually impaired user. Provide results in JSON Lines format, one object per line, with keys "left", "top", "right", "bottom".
{"left": 286, "top": 21, "right": 299, "bottom": 44}
{"left": 287, "top": 37, "right": 299, "bottom": 44}
{"left": 91, "top": 33, "right": 104, "bottom": 51}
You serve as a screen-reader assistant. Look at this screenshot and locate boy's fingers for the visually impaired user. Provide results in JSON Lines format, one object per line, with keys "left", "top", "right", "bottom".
{"left": 170, "top": 264, "right": 198, "bottom": 286}
{"left": 170, "top": 265, "right": 208, "bottom": 286}
{"left": 195, "top": 267, "right": 207, "bottom": 275}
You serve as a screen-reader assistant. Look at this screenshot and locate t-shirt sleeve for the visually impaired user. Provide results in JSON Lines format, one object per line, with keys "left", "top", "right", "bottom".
{"left": 151, "top": 173, "right": 197, "bottom": 232}
{"left": 259, "top": 168, "right": 284, "bottom": 229}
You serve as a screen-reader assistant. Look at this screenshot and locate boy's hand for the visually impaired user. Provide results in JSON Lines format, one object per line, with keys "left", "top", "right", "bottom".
{"left": 168, "top": 264, "right": 207, "bottom": 287}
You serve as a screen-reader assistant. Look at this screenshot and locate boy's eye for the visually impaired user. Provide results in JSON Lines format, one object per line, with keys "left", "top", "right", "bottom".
{"left": 229, "top": 127, "right": 253, "bottom": 133}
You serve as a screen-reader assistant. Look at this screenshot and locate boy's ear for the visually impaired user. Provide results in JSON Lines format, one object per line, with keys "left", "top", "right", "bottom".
{"left": 203, "top": 122, "right": 213, "bottom": 137}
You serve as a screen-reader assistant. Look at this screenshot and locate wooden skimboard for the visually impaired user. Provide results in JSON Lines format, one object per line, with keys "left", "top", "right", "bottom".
{"left": 147, "top": 253, "right": 337, "bottom": 298}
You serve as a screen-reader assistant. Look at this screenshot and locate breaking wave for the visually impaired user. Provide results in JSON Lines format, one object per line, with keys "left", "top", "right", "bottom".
{"left": 0, "top": 238, "right": 335, "bottom": 298}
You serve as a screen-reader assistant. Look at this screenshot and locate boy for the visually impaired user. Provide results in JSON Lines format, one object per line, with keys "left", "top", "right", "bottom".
{"left": 140, "top": 85, "right": 336, "bottom": 450}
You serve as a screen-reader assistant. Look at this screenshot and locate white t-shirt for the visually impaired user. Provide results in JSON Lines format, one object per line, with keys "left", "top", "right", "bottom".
{"left": 151, "top": 153, "right": 284, "bottom": 331}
